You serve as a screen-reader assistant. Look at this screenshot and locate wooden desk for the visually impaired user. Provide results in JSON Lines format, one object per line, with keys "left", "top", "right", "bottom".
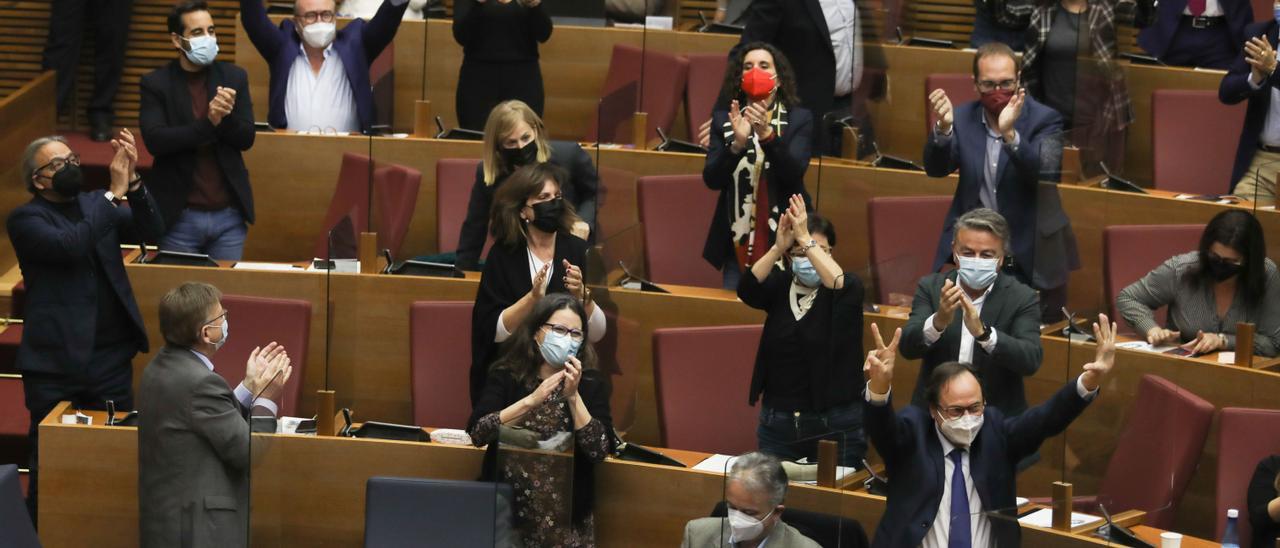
{"left": 0, "top": 71, "right": 57, "bottom": 313}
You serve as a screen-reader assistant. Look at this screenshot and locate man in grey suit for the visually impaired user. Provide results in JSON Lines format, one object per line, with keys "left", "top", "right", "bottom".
{"left": 137, "top": 282, "right": 292, "bottom": 548}
{"left": 681, "top": 452, "right": 820, "bottom": 548}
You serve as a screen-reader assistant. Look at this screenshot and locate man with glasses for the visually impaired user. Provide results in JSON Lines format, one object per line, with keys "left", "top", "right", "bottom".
{"left": 925, "top": 42, "right": 1077, "bottom": 324}
{"left": 861, "top": 313, "right": 1115, "bottom": 547}
{"left": 239, "top": 0, "right": 411, "bottom": 133}
{"left": 8, "top": 131, "right": 164, "bottom": 525}
{"left": 140, "top": 1, "right": 256, "bottom": 261}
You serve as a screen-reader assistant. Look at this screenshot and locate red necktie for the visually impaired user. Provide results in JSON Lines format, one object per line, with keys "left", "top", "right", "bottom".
{"left": 1188, "top": 0, "right": 1206, "bottom": 17}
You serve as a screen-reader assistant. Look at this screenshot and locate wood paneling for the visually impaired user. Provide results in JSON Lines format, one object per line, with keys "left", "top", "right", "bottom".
{"left": 0, "top": 71, "right": 57, "bottom": 305}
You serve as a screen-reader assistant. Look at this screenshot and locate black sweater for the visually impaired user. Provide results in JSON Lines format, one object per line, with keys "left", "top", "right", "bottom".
{"left": 1249, "top": 455, "right": 1280, "bottom": 548}
{"left": 452, "top": 0, "right": 552, "bottom": 63}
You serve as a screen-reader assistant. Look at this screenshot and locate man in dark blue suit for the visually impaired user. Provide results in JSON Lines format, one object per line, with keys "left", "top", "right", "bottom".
{"left": 1222, "top": 13, "right": 1280, "bottom": 205}
{"left": 924, "top": 42, "right": 1077, "bottom": 324}
{"left": 861, "top": 314, "right": 1116, "bottom": 547}
{"left": 1138, "top": 0, "right": 1251, "bottom": 69}
{"left": 8, "top": 130, "right": 164, "bottom": 525}
{"left": 239, "top": 0, "right": 409, "bottom": 133}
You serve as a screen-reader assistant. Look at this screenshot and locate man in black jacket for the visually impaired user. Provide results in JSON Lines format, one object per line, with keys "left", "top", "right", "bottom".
{"left": 140, "top": 1, "right": 256, "bottom": 260}
{"left": 8, "top": 129, "right": 163, "bottom": 525}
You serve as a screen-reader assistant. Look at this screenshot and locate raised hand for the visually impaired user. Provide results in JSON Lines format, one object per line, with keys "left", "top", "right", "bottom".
{"left": 243, "top": 342, "right": 286, "bottom": 395}
{"left": 1146, "top": 326, "right": 1181, "bottom": 347}
{"left": 697, "top": 118, "right": 712, "bottom": 149}
{"left": 562, "top": 356, "right": 583, "bottom": 401}
{"left": 1245, "top": 36, "right": 1278, "bottom": 83}
{"left": 864, "top": 323, "right": 903, "bottom": 396}
{"left": 1080, "top": 313, "right": 1117, "bottom": 391}
{"left": 728, "top": 100, "right": 752, "bottom": 151}
{"left": 997, "top": 88, "right": 1026, "bottom": 141}
{"left": 743, "top": 101, "right": 773, "bottom": 140}
{"left": 1181, "top": 330, "right": 1225, "bottom": 356}
{"left": 774, "top": 210, "right": 795, "bottom": 253}
{"left": 562, "top": 259, "right": 586, "bottom": 301}
{"left": 787, "top": 194, "right": 808, "bottom": 241}
{"left": 209, "top": 86, "right": 235, "bottom": 126}
{"left": 259, "top": 352, "right": 293, "bottom": 402}
{"left": 108, "top": 129, "right": 138, "bottom": 195}
{"left": 523, "top": 371, "right": 565, "bottom": 408}
{"left": 958, "top": 292, "right": 985, "bottom": 338}
{"left": 928, "top": 88, "right": 953, "bottom": 134}
{"left": 531, "top": 262, "right": 551, "bottom": 300}
{"left": 932, "top": 279, "right": 963, "bottom": 331}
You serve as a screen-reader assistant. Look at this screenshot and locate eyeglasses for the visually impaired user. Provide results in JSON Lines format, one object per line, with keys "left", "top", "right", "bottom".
{"left": 36, "top": 152, "right": 81, "bottom": 176}
{"left": 975, "top": 79, "right": 1018, "bottom": 93}
{"left": 204, "top": 311, "right": 228, "bottom": 326}
{"left": 938, "top": 401, "right": 985, "bottom": 420}
{"left": 1207, "top": 252, "right": 1243, "bottom": 266}
{"left": 788, "top": 245, "right": 831, "bottom": 258}
{"left": 542, "top": 323, "right": 584, "bottom": 341}
{"left": 527, "top": 195, "right": 563, "bottom": 207}
{"left": 302, "top": 126, "right": 340, "bottom": 136}
{"left": 298, "top": 10, "right": 335, "bottom": 24}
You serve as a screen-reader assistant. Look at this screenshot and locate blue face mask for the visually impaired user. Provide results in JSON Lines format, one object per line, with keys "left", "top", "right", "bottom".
{"left": 1274, "top": 4, "right": 1280, "bottom": 23}
{"left": 539, "top": 329, "right": 582, "bottom": 368}
{"left": 791, "top": 257, "right": 821, "bottom": 287}
{"left": 955, "top": 255, "right": 999, "bottom": 290}
{"left": 182, "top": 35, "right": 218, "bottom": 66}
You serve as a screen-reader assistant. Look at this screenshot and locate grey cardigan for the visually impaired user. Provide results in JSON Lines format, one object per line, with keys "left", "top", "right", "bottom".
{"left": 1117, "top": 252, "right": 1280, "bottom": 357}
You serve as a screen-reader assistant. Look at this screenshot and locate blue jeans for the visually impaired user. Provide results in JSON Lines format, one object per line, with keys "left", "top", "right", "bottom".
{"left": 757, "top": 402, "right": 868, "bottom": 469}
{"left": 721, "top": 261, "right": 742, "bottom": 290}
{"left": 160, "top": 207, "right": 247, "bottom": 261}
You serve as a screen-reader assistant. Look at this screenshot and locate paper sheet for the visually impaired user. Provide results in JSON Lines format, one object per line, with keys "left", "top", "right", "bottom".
{"left": 1017, "top": 508, "right": 1102, "bottom": 528}
{"left": 232, "top": 262, "right": 301, "bottom": 271}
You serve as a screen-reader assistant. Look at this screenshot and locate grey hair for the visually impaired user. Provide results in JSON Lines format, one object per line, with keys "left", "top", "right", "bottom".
{"left": 952, "top": 208, "right": 1012, "bottom": 255}
{"left": 21, "top": 136, "right": 67, "bottom": 193}
{"left": 728, "top": 452, "right": 788, "bottom": 507}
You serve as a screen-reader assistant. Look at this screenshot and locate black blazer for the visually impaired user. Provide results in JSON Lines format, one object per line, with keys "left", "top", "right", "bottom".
{"left": 6, "top": 189, "right": 164, "bottom": 375}
{"left": 139, "top": 60, "right": 256, "bottom": 229}
{"left": 1248, "top": 454, "right": 1280, "bottom": 548}
{"left": 864, "top": 379, "right": 1093, "bottom": 548}
{"left": 1222, "top": 21, "right": 1280, "bottom": 192}
{"left": 455, "top": 141, "right": 599, "bottom": 271}
{"left": 469, "top": 234, "right": 589, "bottom": 402}
{"left": 901, "top": 271, "right": 1043, "bottom": 417}
{"left": 742, "top": 0, "right": 852, "bottom": 120}
{"left": 1137, "top": 0, "right": 1250, "bottom": 60}
{"left": 701, "top": 106, "right": 813, "bottom": 271}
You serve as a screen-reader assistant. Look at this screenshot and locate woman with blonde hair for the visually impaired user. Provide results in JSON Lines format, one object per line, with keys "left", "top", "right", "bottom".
{"left": 456, "top": 100, "right": 598, "bottom": 271}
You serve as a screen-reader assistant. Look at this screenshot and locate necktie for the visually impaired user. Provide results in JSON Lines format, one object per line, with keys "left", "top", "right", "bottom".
{"left": 949, "top": 449, "right": 973, "bottom": 548}
{"left": 1188, "top": 0, "right": 1206, "bottom": 17}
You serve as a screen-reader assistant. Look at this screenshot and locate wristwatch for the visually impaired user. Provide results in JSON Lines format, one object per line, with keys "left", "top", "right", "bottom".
{"left": 975, "top": 324, "right": 993, "bottom": 343}
{"left": 800, "top": 239, "right": 818, "bottom": 253}
{"left": 103, "top": 191, "right": 122, "bottom": 206}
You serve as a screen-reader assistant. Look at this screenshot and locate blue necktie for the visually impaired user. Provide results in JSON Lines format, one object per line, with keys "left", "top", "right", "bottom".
{"left": 949, "top": 449, "right": 972, "bottom": 548}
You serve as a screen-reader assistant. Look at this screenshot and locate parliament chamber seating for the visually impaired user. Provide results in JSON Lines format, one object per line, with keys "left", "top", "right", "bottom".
{"left": 683, "top": 52, "right": 729, "bottom": 135}
{"left": 434, "top": 158, "right": 485, "bottom": 255}
{"left": 1215, "top": 407, "right": 1280, "bottom": 546}
{"left": 409, "top": 301, "right": 474, "bottom": 430}
{"left": 217, "top": 295, "right": 311, "bottom": 417}
{"left": 866, "top": 195, "right": 952, "bottom": 305}
{"left": 363, "top": 477, "right": 513, "bottom": 548}
{"left": 923, "top": 73, "right": 979, "bottom": 136}
{"left": 371, "top": 162, "right": 422, "bottom": 259}
{"left": 636, "top": 174, "right": 721, "bottom": 288}
{"left": 1151, "top": 90, "right": 1247, "bottom": 196}
{"left": 652, "top": 325, "right": 762, "bottom": 455}
{"left": 1102, "top": 224, "right": 1204, "bottom": 333}
{"left": 586, "top": 44, "right": 690, "bottom": 146}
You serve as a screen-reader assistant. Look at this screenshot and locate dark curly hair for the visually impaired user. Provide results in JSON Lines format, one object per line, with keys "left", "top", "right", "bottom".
{"left": 715, "top": 41, "right": 802, "bottom": 109}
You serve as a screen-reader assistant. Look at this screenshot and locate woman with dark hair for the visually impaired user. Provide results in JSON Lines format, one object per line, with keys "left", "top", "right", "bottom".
{"left": 738, "top": 194, "right": 867, "bottom": 467}
{"left": 470, "top": 163, "right": 606, "bottom": 403}
{"left": 468, "top": 293, "right": 613, "bottom": 547}
{"left": 1118, "top": 210, "right": 1280, "bottom": 357}
{"left": 702, "top": 41, "right": 813, "bottom": 290}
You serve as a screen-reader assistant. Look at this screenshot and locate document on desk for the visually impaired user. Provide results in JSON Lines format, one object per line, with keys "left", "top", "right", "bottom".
{"left": 1116, "top": 341, "right": 1178, "bottom": 353}
{"left": 692, "top": 454, "right": 856, "bottom": 483}
{"left": 1017, "top": 508, "right": 1102, "bottom": 528}
{"left": 232, "top": 262, "right": 302, "bottom": 271}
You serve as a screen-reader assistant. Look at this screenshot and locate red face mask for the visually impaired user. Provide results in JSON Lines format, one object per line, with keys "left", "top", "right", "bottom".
{"left": 740, "top": 67, "right": 777, "bottom": 102}
{"left": 980, "top": 88, "right": 1014, "bottom": 118}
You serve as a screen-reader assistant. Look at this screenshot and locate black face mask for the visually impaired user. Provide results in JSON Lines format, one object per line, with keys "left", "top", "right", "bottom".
{"left": 528, "top": 198, "right": 563, "bottom": 233}
{"left": 1206, "top": 256, "right": 1242, "bottom": 281}
{"left": 500, "top": 140, "right": 539, "bottom": 168}
{"left": 48, "top": 164, "right": 84, "bottom": 198}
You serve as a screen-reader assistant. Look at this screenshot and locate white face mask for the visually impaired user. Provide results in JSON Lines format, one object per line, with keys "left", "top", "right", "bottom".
{"left": 728, "top": 507, "right": 774, "bottom": 543}
{"left": 205, "top": 318, "right": 229, "bottom": 352}
{"left": 936, "top": 411, "right": 984, "bottom": 447}
{"left": 300, "top": 21, "right": 336, "bottom": 49}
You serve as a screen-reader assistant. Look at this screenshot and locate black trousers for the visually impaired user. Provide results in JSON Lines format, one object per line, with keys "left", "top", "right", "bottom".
{"left": 1161, "top": 19, "right": 1237, "bottom": 70}
{"left": 455, "top": 59, "right": 544, "bottom": 131}
{"left": 41, "top": 0, "right": 133, "bottom": 118}
{"left": 21, "top": 342, "right": 136, "bottom": 529}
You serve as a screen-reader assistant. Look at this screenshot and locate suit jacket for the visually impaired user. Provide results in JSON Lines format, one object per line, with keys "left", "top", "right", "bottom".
{"left": 239, "top": 0, "right": 408, "bottom": 132}
{"left": 455, "top": 141, "right": 599, "bottom": 271}
{"left": 1138, "top": 0, "right": 1251, "bottom": 59}
{"left": 901, "top": 271, "right": 1043, "bottom": 417}
{"left": 741, "top": 0, "right": 862, "bottom": 120}
{"left": 137, "top": 347, "right": 252, "bottom": 548}
{"left": 140, "top": 60, "right": 256, "bottom": 228}
{"left": 681, "top": 517, "right": 822, "bottom": 548}
{"left": 1022, "top": 0, "right": 1133, "bottom": 134}
{"left": 864, "top": 379, "right": 1094, "bottom": 548}
{"left": 1222, "top": 21, "right": 1280, "bottom": 191}
{"left": 925, "top": 97, "right": 1076, "bottom": 289}
{"left": 6, "top": 189, "right": 163, "bottom": 375}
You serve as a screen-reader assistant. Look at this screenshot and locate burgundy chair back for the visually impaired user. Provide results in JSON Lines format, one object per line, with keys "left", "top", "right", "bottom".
{"left": 636, "top": 175, "right": 721, "bottom": 288}
{"left": 1217, "top": 407, "right": 1280, "bottom": 545}
{"left": 1095, "top": 375, "right": 1213, "bottom": 528}
{"left": 1152, "top": 90, "right": 1247, "bottom": 195}
{"left": 0, "top": 378, "right": 28, "bottom": 467}
{"left": 0, "top": 326, "right": 21, "bottom": 376}
{"left": 684, "top": 52, "right": 729, "bottom": 135}
{"left": 867, "top": 195, "right": 953, "bottom": 304}
{"left": 587, "top": 44, "right": 690, "bottom": 145}
{"left": 217, "top": 295, "right": 311, "bottom": 417}
{"left": 410, "top": 301, "right": 474, "bottom": 429}
{"left": 371, "top": 163, "right": 422, "bottom": 258}
{"left": 653, "top": 325, "right": 762, "bottom": 454}
{"left": 435, "top": 159, "right": 490, "bottom": 255}
{"left": 924, "top": 74, "right": 978, "bottom": 136}
{"left": 313, "top": 153, "right": 372, "bottom": 259}
{"left": 1103, "top": 224, "right": 1203, "bottom": 332}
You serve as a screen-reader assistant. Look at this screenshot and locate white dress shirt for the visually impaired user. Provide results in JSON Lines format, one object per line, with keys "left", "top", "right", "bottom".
{"left": 1248, "top": 73, "right": 1280, "bottom": 147}
{"left": 189, "top": 349, "right": 279, "bottom": 416}
{"left": 922, "top": 283, "right": 999, "bottom": 363}
{"left": 284, "top": 43, "right": 360, "bottom": 133}
{"left": 818, "top": 0, "right": 863, "bottom": 97}
{"left": 1181, "top": 0, "right": 1223, "bottom": 17}
{"left": 494, "top": 247, "right": 607, "bottom": 343}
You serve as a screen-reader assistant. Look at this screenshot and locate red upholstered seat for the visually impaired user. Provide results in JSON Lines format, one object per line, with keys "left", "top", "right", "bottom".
{"left": 312, "top": 153, "right": 423, "bottom": 259}
{"left": 410, "top": 301, "right": 473, "bottom": 429}
{"left": 1103, "top": 224, "right": 1203, "bottom": 333}
{"left": 313, "top": 152, "right": 373, "bottom": 259}
{"left": 684, "top": 52, "right": 729, "bottom": 137}
{"left": 0, "top": 377, "right": 29, "bottom": 467}
{"left": 1152, "top": 90, "right": 1247, "bottom": 195}
{"left": 586, "top": 44, "right": 690, "bottom": 146}
{"left": 1088, "top": 375, "right": 1213, "bottom": 528}
{"left": 636, "top": 175, "right": 721, "bottom": 288}
{"left": 653, "top": 325, "right": 761, "bottom": 454}
{"left": 1216, "top": 408, "right": 1280, "bottom": 546}
{"left": 10, "top": 281, "right": 25, "bottom": 319}
{"left": 435, "top": 158, "right": 490, "bottom": 256}
{"left": 867, "top": 195, "right": 953, "bottom": 305}
{"left": 371, "top": 163, "right": 422, "bottom": 258}
{"left": 924, "top": 74, "right": 978, "bottom": 136}
{"left": 215, "top": 295, "right": 311, "bottom": 417}
{"left": 0, "top": 325, "right": 22, "bottom": 376}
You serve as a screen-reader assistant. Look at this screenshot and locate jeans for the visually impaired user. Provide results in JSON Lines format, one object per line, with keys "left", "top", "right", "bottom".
{"left": 721, "top": 261, "right": 742, "bottom": 290}
{"left": 160, "top": 207, "right": 247, "bottom": 261}
{"left": 757, "top": 402, "right": 868, "bottom": 469}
